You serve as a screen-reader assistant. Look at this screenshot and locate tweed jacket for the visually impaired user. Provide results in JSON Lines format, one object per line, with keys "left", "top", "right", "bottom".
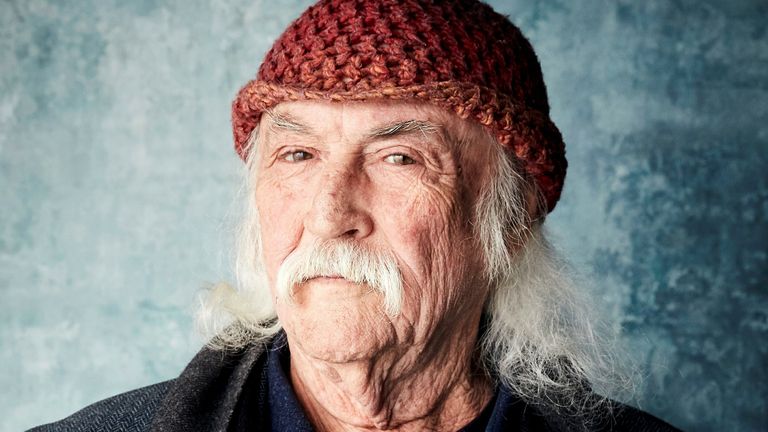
{"left": 30, "top": 339, "right": 680, "bottom": 432}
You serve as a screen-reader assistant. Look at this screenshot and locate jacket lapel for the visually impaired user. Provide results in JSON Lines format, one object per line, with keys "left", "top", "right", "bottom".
{"left": 150, "top": 343, "right": 267, "bottom": 432}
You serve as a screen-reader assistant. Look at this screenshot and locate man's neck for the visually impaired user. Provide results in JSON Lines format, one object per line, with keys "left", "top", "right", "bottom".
{"left": 287, "top": 326, "right": 494, "bottom": 432}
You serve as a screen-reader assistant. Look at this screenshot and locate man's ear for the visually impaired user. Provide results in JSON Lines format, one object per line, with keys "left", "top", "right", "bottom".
{"left": 504, "top": 184, "right": 544, "bottom": 258}
{"left": 526, "top": 192, "right": 541, "bottom": 223}
{"left": 524, "top": 182, "right": 547, "bottom": 226}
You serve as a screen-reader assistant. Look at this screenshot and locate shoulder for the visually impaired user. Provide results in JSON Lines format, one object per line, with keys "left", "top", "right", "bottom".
{"left": 495, "top": 385, "right": 681, "bottom": 432}
{"left": 27, "top": 380, "right": 173, "bottom": 432}
{"left": 536, "top": 399, "right": 682, "bottom": 432}
{"left": 600, "top": 401, "right": 681, "bottom": 432}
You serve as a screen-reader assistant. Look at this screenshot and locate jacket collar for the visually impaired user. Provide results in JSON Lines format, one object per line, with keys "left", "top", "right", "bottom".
{"left": 150, "top": 340, "right": 267, "bottom": 431}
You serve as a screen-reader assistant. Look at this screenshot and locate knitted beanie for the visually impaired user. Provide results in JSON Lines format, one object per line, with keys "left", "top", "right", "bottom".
{"left": 232, "top": 0, "right": 567, "bottom": 212}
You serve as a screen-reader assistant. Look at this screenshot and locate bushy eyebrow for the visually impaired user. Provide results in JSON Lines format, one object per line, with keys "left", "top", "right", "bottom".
{"left": 265, "top": 111, "right": 447, "bottom": 148}
{"left": 366, "top": 120, "right": 441, "bottom": 140}
{"left": 266, "top": 110, "right": 309, "bottom": 134}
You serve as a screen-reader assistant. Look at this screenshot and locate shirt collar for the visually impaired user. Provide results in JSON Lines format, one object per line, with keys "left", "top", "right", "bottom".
{"left": 267, "top": 335, "right": 315, "bottom": 432}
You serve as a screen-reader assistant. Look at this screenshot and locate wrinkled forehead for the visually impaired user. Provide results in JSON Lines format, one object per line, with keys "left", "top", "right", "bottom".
{"left": 259, "top": 100, "right": 496, "bottom": 164}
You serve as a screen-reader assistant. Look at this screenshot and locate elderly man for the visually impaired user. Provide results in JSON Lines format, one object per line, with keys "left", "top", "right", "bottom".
{"left": 33, "top": 0, "right": 680, "bottom": 431}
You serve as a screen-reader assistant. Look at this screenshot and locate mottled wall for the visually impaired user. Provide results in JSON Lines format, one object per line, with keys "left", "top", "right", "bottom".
{"left": 1, "top": 0, "right": 766, "bottom": 431}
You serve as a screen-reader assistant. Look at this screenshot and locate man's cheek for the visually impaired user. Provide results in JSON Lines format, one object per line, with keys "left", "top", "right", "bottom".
{"left": 398, "top": 202, "right": 458, "bottom": 251}
{"left": 258, "top": 214, "right": 302, "bottom": 280}
{"left": 262, "top": 227, "right": 295, "bottom": 261}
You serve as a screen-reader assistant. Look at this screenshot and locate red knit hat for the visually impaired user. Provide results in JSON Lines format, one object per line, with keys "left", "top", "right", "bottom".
{"left": 232, "top": 0, "right": 567, "bottom": 212}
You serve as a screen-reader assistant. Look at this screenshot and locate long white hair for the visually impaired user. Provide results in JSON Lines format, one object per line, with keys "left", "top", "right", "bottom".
{"left": 197, "top": 120, "right": 631, "bottom": 417}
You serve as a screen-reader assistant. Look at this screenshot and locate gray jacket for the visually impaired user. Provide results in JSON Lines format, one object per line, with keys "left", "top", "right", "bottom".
{"left": 30, "top": 339, "right": 680, "bottom": 432}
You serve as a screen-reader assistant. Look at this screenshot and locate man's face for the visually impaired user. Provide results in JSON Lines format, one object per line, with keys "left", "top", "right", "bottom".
{"left": 254, "top": 100, "right": 493, "bottom": 362}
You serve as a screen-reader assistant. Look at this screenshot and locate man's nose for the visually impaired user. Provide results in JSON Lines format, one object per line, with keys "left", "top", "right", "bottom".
{"left": 304, "top": 166, "right": 373, "bottom": 240}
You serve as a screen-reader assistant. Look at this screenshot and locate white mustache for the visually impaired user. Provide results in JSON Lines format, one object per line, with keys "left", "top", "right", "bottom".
{"left": 275, "top": 241, "right": 403, "bottom": 315}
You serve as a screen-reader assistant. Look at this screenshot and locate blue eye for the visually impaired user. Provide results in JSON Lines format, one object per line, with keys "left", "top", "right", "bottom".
{"left": 283, "top": 150, "right": 313, "bottom": 162}
{"left": 384, "top": 153, "right": 416, "bottom": 165}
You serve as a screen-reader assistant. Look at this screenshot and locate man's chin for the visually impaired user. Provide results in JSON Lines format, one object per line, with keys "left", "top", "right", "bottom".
{"left": 292, "top": 340, "right": 384, "bottom": 364}
{"left": 279, "top": 304, "right": 397, "bottom": 364}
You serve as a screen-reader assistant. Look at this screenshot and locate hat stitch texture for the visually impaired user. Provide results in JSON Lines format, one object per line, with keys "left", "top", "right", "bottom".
{"left": 232, "top": 0, "right": 567, "bottom": 212}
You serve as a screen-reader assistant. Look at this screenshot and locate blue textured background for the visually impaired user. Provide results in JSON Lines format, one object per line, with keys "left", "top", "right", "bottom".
{"left": 1, "top": 1, "right": 766, "bottom": 431}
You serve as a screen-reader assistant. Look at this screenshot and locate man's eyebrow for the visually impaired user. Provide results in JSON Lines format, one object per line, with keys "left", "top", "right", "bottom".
{"left": 366, "top": 120, "right": 442, "bottom": 140}
{"left": 265, "top": 110, "right": 310, "bottom": 133}
{"left": 264, "top": 114, "right": 445, "bottom": 145}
